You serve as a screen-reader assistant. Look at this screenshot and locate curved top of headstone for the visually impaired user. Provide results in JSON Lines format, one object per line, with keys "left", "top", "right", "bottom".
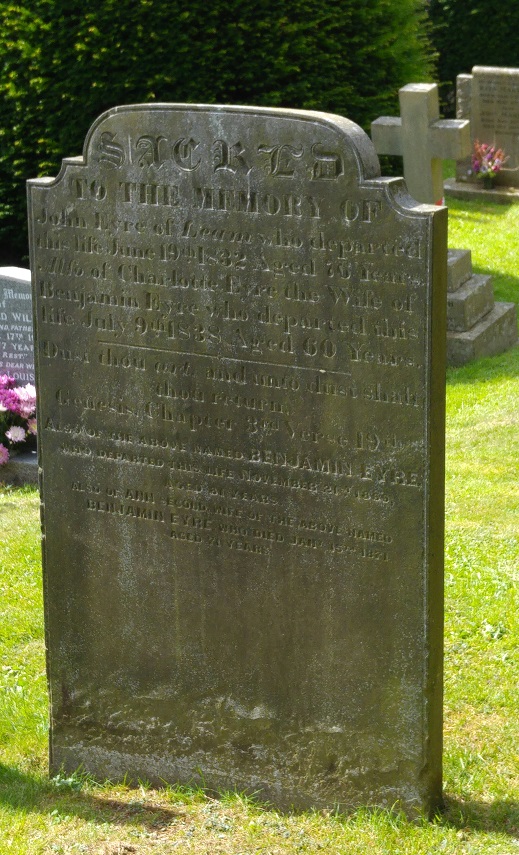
{"left": 74, "top": 104, "right": 381, "bottom": 185}
{"left": 29, "top": 103, "right": 441, "bottom": 223}
{"left": 0, "top": 266, "right": 31, "bottom": 282}
{"left": 28, "top": 102, "right": 385, "bottom": 185}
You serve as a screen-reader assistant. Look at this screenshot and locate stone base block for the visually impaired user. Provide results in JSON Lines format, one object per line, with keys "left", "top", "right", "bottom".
{"left": 447, "top": 302, "right": 518, "bottom": 366}
{"left": 447, "top": 274, "right": 494, "bottom": 332}
{"left": 445, "top": 179, "right": 519, "bottom": 204}
{"left": 0, "top": 450, "right": 39, "bottom": 487}
{"left": 447, "top": 249, "right": 472, "bottom": 292}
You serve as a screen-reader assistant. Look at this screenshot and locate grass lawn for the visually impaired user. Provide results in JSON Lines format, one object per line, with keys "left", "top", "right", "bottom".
{"left": 1, "top": 190, "right": 518, "bottom": 853}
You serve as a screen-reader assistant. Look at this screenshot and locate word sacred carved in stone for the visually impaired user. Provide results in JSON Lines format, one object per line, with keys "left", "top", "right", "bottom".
{"left": 97, "top": 130, "right": 345, "bottom": 181}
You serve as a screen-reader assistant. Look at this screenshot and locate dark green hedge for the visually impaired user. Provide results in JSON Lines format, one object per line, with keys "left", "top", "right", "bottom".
{"left": 429, "top": 0, "right": 519, "bottom": 114}
{"left": 0, "top": 0, "right": 434, "bottom": 262}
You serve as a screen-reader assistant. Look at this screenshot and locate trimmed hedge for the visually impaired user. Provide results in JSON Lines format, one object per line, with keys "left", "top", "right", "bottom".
{"left": 0, "top": 0, "right": 434, "bottom": 261}
{"left": 429, "top": 0, "right": 519, "bottom": 114}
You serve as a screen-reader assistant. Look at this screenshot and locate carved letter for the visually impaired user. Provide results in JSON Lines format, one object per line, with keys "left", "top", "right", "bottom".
{"left": 311, "top": 144, "right": 343, "bottom": 179}
{"left": 172, "top": 138, "right": 201, "bottom": 172}
{"left": 213, "top": 140, "right": 251, "bottom": 174}
{"left": 258, "top": 144, "right": 304, "bottom": 176}
{"left": 98, "top": 132, "right": 125, "bottom": 168}
{"left": 135, "top": 136, "right": 167, "bottom": 168}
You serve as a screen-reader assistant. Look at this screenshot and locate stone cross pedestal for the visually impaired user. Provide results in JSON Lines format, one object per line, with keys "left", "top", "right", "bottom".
{"left": 371, "top": 83, "right": 470, "bottom": 204}
{"left": 447, "top": 250, "right": 517, "bottom": 365}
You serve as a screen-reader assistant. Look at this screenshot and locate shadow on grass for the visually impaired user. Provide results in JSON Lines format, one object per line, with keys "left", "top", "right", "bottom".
{"left": 471, "top": 265, "right": 519, "bottom": 304}
{"left": 440, "top": 795, "right": 519, "bottom": 838}
{"left": 2, "top": 763, "right": 519, "bottom": 839}
{"left": 0, "top": 763, "right": 182, "bottom": 831}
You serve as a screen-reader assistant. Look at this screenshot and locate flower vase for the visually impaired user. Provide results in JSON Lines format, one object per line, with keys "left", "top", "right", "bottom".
{"left": 482, "top": 174, "right": 495, "bottom": 189}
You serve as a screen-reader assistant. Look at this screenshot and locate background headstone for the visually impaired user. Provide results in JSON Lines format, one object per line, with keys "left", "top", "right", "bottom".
{"left": 0, "top": 267, "right": 34, "bottom": 383}
{"left": 454, "top": 66, "right": 519, "bottom": 187}
{"left": 453, "top": 74, "right": 474, "bottom": 185}
{"left": 28, "top": 103, "right": 446, "bottom": 816}
{"left": 446, "top": 71, "right": 519, "bottom": 360}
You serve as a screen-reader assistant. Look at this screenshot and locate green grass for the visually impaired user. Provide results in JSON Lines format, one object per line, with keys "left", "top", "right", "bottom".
{"left": 448, "top": 196, "right": 519, "bottom": 308}
{"left": 1, "top": 193, "right": 519, "bottom": 851}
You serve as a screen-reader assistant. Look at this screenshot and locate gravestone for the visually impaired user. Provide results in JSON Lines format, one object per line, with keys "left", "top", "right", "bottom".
{"left": 28, "top": 104, "right": 446, "bottom": 816}
{"left": 371, "top": 83, "right": 470, "bottom": 204}
{"left": 0, "top": 267, "right": 34, "bottom": 383}
{"left": 454, "top": 66, "right": 519, "bottom": 188}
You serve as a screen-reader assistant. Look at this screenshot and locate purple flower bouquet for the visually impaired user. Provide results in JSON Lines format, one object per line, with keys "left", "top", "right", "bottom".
{"left": 0, "top": 375, "right": 37, "bottom": 465}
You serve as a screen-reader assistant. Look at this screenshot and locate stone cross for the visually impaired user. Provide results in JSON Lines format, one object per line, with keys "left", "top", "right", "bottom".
{"left": 371, "top": 83, "right": 471, "bottom": 204}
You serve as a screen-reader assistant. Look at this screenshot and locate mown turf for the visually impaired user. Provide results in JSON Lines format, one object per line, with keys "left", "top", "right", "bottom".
{"left": 1, "top": 191, "right": 518, "bottom": 852}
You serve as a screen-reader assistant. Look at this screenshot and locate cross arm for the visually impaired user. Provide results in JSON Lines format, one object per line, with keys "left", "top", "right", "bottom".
{"left": 429, "top": 119, "right": 471, "bottom": 160}
{"left": 370, "top": 117, "right": 403, "bottom": 157}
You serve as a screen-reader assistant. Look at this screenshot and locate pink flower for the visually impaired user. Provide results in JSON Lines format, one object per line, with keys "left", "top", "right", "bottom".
{"left": 0, "top": 388, "right": 21, "bottom": 415}
{"left": 0, "top": 375, "right": 16, "bottom": 391}
{"left": 13, "top": 384, "right": 36, "bottom": 418}
{"left": 20, "top": 383, "right": 36, "bottom": 399}
{"left": 0, "top": 382, "right": 37, "bottom": 456}
{"left": 472, "top": 139, "right": 509, "bottom": 177}
{"left": 6, "top": 425, "right": 26, "bottom": 443}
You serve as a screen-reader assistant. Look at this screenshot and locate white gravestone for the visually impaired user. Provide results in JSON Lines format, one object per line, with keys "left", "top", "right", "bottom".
{"left": 0, "top": 267, "right": 34, "bottom": 383}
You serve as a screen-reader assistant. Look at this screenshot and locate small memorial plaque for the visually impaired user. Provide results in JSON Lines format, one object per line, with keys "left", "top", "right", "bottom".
{"left": 28, "top": 104, "right": 446, "bottom": 815}
{"left": 0, "top": 267, "right": 34, "bottom": 383}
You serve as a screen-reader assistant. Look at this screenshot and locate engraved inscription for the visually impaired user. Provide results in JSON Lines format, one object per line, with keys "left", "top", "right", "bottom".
{"left": 28, "top": 104, "right": 445, "bottom": 815}
{"left": 472, "top": 69, "right": 519, "bottom": 182}
{"left": 0, "top": 273, "right": 35, "bottom": 382}
{"left": 32, "top": 109, "right": 431, "bottom": 557}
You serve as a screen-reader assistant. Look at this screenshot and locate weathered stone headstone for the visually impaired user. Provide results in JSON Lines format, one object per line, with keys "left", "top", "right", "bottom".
{"left": 0, "top": 267, "right": 34, "bottom": 383}
{"left": 371, "top": 83, "right": 470, "bottom": 204}
{"left": 28, "top": 104, "right": 446, "bottom": 816}
{"left": 453, "top": 66, "right": 519, "bottom": 188}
